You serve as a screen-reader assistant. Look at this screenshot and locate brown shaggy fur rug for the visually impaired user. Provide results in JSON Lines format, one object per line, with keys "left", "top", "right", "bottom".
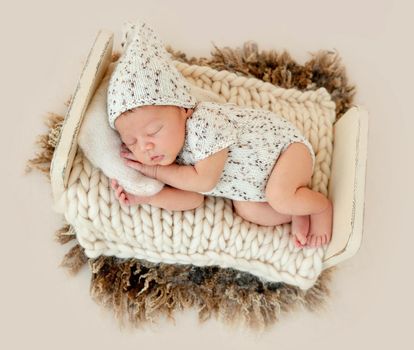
{"left": 25, "top": 41, "right": 356, "bottom": 331}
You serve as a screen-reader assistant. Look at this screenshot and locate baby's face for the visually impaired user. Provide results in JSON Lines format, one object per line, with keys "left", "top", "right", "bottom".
{"left": 115, "top": 105, "right": 193, "bottom": 165}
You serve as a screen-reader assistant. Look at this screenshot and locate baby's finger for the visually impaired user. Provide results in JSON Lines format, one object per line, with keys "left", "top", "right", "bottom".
{"left": 123, "top": 193, "right": 130, "bottom": 205}
{"left": 120, "top": 151, "right": 137, "bottom": 161}
{"left": 121, "top": 143, "right": 129, "bottom": 152}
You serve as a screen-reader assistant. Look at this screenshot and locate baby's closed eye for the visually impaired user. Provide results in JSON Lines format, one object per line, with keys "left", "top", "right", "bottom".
{"left": 149, "top": 126, "right": 162, "bottom": 136}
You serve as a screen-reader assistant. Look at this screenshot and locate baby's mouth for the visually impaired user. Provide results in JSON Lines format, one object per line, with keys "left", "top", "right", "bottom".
{"left": 151, "top": 155, "right": 164, "bottom": 162}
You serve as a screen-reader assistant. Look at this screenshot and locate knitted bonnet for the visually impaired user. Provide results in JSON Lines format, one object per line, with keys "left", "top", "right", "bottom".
{"left": 106, "top": 20, "right": 197, "bottom": 129}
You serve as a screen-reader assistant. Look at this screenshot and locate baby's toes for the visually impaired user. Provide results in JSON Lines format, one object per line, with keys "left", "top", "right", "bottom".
{"left": 308, "top": 235, "right": 317, "bottom": 247}
{"left": 316, "top": 237, "right": 323, "bottom": 247}
{"left": 293, "top": 236, "right": 304, "bottom": 248}
{"left": 315, "top": 236, "right": 327, "bottom": 247}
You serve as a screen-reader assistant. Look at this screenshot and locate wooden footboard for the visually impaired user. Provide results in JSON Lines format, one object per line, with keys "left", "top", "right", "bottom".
{"left": 322, "top": 106, "right": 369, "bottom": 269}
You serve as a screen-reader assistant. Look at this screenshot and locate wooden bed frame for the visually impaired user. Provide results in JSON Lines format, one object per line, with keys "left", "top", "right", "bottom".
{"left": 50, "top": 29, "right": 369, "bottom": 270}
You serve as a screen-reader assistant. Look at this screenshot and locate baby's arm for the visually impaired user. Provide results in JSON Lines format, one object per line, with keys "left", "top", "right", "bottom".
{"left": 121, "top": 144, "right": 228, "bottom": 192}
{"left": 156, "top": 148, "right": 229, "bottom": 192}
{"left": 111, "top": 179, "right": 204, "bottom": 211}
{"left": 150, "top": 185, "right": 205, "bottom": 211}
{"left": 156, "top": 164, "right": 209, "bottom": 192}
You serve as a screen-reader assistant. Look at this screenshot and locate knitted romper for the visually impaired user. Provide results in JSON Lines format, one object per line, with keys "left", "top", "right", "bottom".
{"left": 175, "top": 101, "right": 316, "bottom": 202}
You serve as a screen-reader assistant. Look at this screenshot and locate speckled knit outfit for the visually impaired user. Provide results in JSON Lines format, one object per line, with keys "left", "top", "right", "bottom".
{"left": 176, "top": 102, "right": 316, "bottom": 202}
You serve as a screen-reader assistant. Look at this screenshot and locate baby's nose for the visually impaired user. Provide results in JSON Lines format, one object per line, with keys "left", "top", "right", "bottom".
{"left": 141, "top": 142, "right": 154, "bottom": 151}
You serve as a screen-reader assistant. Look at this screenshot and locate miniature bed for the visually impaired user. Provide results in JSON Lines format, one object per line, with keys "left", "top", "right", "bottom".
{"left": 31, "top": 28, "right": 368, "bottom": 330}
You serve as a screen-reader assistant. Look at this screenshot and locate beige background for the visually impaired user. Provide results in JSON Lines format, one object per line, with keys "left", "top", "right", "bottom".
{"left": 2, "top": 0, "right": 413, "bottom": 348}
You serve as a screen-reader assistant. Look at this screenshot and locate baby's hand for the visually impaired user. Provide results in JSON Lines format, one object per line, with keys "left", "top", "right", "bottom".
{"left": 120, "top": 143, "right": 137, "bottom": 161}
{"left": 110, "top": 179, "right": 153, "bottom": 206}
{"left": 120, "top": 143, "right": 158, "bottom": 179}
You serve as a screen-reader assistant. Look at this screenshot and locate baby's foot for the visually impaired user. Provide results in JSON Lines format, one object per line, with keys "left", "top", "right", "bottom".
{"left": 307, "top": 200, "right": 333, "bottom": 248}
{"left": 291, "top": 215, "right": 310, "bottom": 248}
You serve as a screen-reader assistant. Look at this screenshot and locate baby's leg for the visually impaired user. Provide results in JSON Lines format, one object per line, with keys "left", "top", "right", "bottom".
{"left": 233, "top": 200, "right": 310, "bottom": 248}
{"left": 265, "top": 142, "right": 333, "bottom": 248}
{"left": 232, "top": 200, "right": 292, "bottom": 226}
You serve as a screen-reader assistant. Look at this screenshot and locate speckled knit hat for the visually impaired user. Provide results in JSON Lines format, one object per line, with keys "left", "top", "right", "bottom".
{"left": 107, "top": 20, "right": 197, "bottom": 129}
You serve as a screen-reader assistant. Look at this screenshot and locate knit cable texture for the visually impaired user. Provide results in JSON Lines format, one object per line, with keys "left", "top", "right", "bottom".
{"left": 59, "top": 59, "right": 336, "bottom": 290}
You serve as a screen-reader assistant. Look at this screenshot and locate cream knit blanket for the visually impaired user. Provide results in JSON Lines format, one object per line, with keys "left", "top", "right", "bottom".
{"left": 59, "top": 59, "right": 336, "bottom": 290}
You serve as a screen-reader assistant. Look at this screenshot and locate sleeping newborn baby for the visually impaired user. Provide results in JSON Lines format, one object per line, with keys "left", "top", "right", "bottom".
{"left": 107, "top": 20, "right": 333, "bottom": 249}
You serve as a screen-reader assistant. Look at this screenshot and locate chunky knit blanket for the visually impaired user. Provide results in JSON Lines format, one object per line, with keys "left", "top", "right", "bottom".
{"left": 56, "top": 53, "right": 336, "bottom": 291}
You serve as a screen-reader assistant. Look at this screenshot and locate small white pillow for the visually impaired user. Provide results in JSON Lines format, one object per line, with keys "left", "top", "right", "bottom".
{"left": 78, "top": 62, "right": 222, "bottom": 196}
